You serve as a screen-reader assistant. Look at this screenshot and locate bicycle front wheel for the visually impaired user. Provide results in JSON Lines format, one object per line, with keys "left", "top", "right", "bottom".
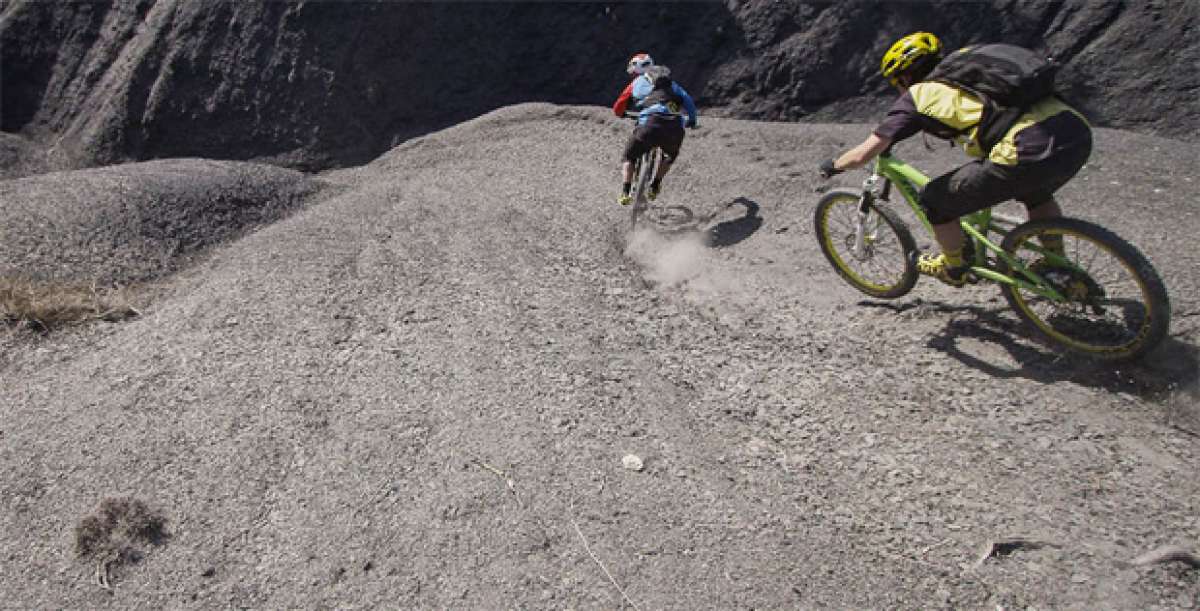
{"left": 813, "top": 189, "right": 918, "bottom": 299}
{"left": 997, "top": 218, "right": 1170, "bottom": 361}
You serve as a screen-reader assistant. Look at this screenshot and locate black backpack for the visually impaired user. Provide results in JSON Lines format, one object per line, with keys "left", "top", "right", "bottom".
{"left": 640, "top": 66, "right": 684, "bottom": 113}
{"left": 926, "top": 44, "right": 1060, "bottom": 153}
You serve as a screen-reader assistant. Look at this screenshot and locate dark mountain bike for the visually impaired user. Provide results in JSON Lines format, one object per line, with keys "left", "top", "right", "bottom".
{"left": 623, "top": 113, "right": 694, "bottom": 230}
{"left": 628, "top": 139, "right": 661, "bottom": 229}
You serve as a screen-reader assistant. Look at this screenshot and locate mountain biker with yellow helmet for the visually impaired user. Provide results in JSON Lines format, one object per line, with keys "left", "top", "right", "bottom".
{"left": 818, "top": 32, "right": 1092, "bottom": 286}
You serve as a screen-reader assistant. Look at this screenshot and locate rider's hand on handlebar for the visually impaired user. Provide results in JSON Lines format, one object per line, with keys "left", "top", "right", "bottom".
{"left": 818, "top": 158, "right": 843, "bottom": 179}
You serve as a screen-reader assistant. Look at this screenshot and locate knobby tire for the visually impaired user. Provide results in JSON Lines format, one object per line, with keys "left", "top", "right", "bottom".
{"left": 997, "top": 217, "right": 1170, "bottom": 361}
{"left": 814, "top": 189, "right": 919, "bottom": 299}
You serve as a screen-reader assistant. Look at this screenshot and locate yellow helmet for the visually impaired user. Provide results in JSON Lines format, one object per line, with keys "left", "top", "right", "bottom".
{"left": 880, "top": 32, "right": 942, "bottom": 86}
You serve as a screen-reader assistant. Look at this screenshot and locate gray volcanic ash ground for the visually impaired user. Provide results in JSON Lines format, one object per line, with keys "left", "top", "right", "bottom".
{"left": 1, "top": 104, "right": 1197, "bottom": 608}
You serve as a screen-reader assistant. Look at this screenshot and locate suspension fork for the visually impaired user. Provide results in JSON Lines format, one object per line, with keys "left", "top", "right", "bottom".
{"left": 852, "top": 173, "right": 882, "bottom": 254}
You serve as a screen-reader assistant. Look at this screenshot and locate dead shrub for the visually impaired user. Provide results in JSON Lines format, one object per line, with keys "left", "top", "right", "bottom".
{"left": 74, "top": 497, "right": 168, "bottom": 590}
{"left": 0, "top": 275, "right": 139, "bottom": 331}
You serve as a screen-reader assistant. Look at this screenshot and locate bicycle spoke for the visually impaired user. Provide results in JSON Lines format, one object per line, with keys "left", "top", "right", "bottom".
{"left": 1006, "top": 225, "right": 1162, "bottom": 357}
{"left": 814, "top": 189, "right": 918, "bottom": 299}
{"left": 827, "top": 203, "right": 905, "bottom": 285}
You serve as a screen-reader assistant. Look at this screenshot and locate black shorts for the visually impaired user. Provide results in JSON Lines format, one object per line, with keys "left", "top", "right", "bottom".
{"left": 622, "top": 115, "right": 685, "bottom": 163}
{"left": 919, "top": 132, "right": 1093, "bottom": 225}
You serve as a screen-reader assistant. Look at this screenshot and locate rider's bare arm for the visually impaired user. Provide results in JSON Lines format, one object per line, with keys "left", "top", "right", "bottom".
{"left": 835, "top": 134, "right": 892, "bottom": 171}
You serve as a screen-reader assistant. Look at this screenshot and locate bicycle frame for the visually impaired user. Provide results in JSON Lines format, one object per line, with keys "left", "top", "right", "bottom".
{"left": 623, "top": 112, "right": 660, "bottom": 227}
{"left": 629, "top": 147, "right": 661, "bottom": 227}
{"left": 864, "top": 152, "right": 1072, "bottom": 301}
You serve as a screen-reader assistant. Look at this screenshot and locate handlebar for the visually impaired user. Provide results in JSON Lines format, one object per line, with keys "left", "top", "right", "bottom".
{"left": 622, "top": 111, "right": 698, "bottom": 129}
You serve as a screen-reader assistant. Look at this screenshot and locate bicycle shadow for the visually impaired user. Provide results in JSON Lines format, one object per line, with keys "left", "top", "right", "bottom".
{"left": 700, "top": 197, "right": 763, "bottom": 248}
{"left": 861, "top": 299, "right": 1200, "bottom": 398}
{"left": 638, "top": 197, "right": 764, "bottom": 248}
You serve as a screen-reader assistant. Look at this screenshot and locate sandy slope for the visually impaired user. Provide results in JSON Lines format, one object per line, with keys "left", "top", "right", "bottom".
{"left": 1, "top": 103, "right": 1197, "bottom": 608}
{"left": 0, "top": 159, "right": 323, "bottom": 284}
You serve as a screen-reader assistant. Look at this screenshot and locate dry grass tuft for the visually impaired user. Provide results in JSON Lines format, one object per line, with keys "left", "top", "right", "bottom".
{"left": 0, "top": 276, "right": 139, "bottom": 331}
{"left": 75, "top": 497, "right": 168, "bottom": 590}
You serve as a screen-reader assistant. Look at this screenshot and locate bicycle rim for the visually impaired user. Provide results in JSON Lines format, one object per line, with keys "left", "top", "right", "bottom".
{"left": 814, "top": 190, "right": 917, "bottom": 299}
{"left": 1000, "top": 219, "right": 1170, "bottom": 360}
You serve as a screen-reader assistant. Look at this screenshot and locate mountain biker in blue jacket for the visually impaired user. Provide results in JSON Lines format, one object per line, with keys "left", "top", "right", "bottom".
{"left": 613, "top": 53, "right": 699, "bottom": 206}
{"left": 817, "top": 33, "right": 1092, "bottom": 286}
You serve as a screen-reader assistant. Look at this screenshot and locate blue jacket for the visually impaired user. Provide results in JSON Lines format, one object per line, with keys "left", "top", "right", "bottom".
{"left": 613, "top": 73, "right": 698, "bottom": 127}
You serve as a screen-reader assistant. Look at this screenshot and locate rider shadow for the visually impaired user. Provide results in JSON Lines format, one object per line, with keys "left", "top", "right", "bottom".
{"left": 700, "top": 197, "right": 763, "bottom": 248}
{"left": 861, "top": 298, "right": 1200, "bottom": 399}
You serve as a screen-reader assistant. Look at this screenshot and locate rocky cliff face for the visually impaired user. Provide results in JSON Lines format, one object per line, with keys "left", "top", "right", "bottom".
{"left": 2, "top": 0, "right": 1196, "bottom": 173}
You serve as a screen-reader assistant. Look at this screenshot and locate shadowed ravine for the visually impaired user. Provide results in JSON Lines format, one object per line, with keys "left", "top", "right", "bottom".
{"left": 3, "top": 1, "right": 1196, "bottom": 175}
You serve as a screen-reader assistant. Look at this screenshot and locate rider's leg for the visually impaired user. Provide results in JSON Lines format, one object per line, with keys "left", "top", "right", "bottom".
{"left": 652, "top": 158, "right": 673, "bottom": 187}
{"left": 1026, "top": 197, "right": 1065, "bottom": 256}
{"left": 931, "top": 222, "right": 966, "bottom": 266}
{"left": 651, "top": 123, "right": 686, "bottom": 193}
{"left": 620, "top": 132, "right": 648, "bottom": 204}
{"left": 618, "top": 161, "right": 634, "bottom": 205}
{"left": 1017, "top": 196, "right": 1065, "bottom": 255}
{"left": 920, "top": 222, "right": 968, "bottom": 287}
{"left": 1027, "top": 198, "right": 1062, "bottom": 221}
{"left": 918, "top": 160, "right": 1019, "bottom": 284}
{"left": 921, "top": 160, "right": 1009, "bottom": 267}
{"left": 1016, "top": 127, "right": 1092, "bottom": 257}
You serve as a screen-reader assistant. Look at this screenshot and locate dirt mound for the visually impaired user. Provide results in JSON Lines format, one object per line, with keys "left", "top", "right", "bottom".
{"left": 0, "top": 105, "right": 1197, "bottom": 607}
{"left": 0, "top": 132, "right": 50, "bottom": 179}
{"left": 0, "top": 158, "right": 323, "bottom": 284}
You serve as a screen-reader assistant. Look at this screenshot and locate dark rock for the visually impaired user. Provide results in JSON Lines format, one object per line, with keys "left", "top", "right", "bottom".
{"left": 1, "top": 1, "right": 1195, "bottom": 175}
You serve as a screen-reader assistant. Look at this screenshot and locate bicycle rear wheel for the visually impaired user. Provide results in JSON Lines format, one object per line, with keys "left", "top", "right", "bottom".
{"left": 813, "top": 189, "right": 918, "bottom": 299}
{"left": 997, "top": 217, "right": 1170, "bottom": 361}
{"left": 630, "top": 149, "right": 658, "bottom": 228}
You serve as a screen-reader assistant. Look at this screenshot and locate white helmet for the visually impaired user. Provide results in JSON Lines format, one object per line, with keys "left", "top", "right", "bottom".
{"left": 626, "top": 53, "right": 654, "bottom": 75}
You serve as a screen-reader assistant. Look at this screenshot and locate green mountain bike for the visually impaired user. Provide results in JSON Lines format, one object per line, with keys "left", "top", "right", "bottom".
{"left": 814, "top": 150, "right": 1171, "bottom": 361}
